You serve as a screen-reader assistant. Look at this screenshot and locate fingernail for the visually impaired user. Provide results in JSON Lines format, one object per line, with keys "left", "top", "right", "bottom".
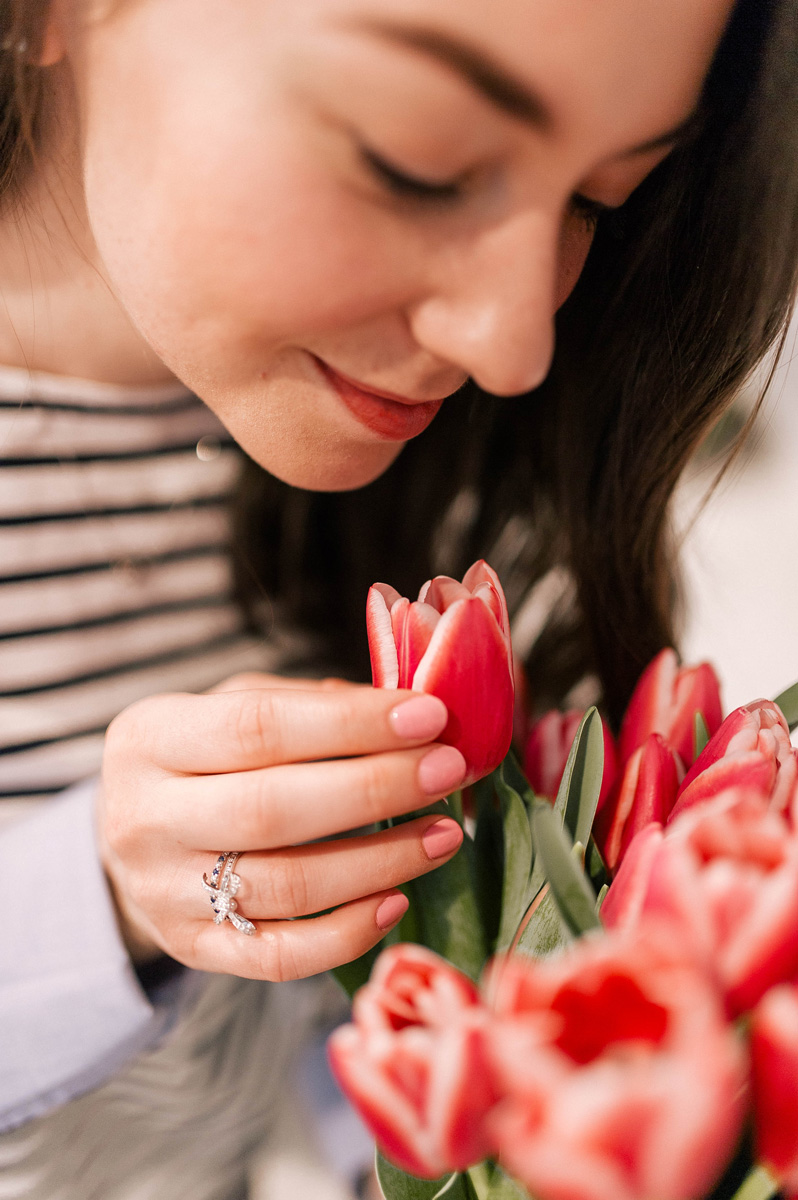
{"left": 422, "top": 818, "right": 463, "bottom": 860}
{"left": 375, "top": 892, "right": 410, "bottom": 931}
{"left": 418, "top": 745, "right": 467, "bottom": 796}
{"left": 390, "top": 694, "right": 447, "bottom": 740}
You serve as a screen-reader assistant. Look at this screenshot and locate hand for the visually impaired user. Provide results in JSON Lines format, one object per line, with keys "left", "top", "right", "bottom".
{"left": 98, "top": 675, "right": 466, "bottom": 979}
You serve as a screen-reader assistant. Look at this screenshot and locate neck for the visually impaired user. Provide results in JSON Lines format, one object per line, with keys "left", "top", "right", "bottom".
{"left": 0, "top": 104, "right": 178, "bottom": 387}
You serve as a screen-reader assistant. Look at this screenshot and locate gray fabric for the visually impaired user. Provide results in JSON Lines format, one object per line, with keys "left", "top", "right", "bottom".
{"left": 0, "top": 971, "right": 320, "bottom": 1200}
{"left": 0, "top": 780, "right": 182, "bottom": 1133}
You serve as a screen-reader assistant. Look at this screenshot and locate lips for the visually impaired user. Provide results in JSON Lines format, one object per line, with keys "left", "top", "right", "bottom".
{"left": 313, "top": 356, "right": 447, "bottom": 441}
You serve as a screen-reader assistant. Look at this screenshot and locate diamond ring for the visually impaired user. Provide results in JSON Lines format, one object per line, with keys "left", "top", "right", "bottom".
{"left": 201, "top": 851, "right": 256, "bottom": 935}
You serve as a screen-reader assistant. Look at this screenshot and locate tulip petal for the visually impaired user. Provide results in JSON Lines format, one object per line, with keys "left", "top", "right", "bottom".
{"left": 752, "top": 985, "right": 798, "bottom": 1188}
{"left": 412, "top": 596, "right": 514, "bottom": 785}
{"left": 720, "top": 842, "right": 798, "bottom": 1013}
{"left": 524, "top": 710, "right": 584, "bottom": 801}
{"left": 668, "top": 663, "right": 724, "bottom": 766}
{"left": 401, "top": 603, "right": 441, "bottom": 689}
{"left": 329, "top": 945, "right": 498, "bottom": 1179}
{"left": 328, "top": 1026, "right": 446, "bottom": 1177}
{"left": 594, "top": 736, "right": 679, "bottom": 873}
{"left": 670, "top": 750, "right": 776, "bottom": 821}
{"left": 464, "top": 560, "right": 510, "bottom": 631}
{"left": 618, "top": 650, "right": 680, "bottom": 766}
{"left": 367, "top": 585, "right": 400, "bottom": 688}
{"left": 680, "top": 700, "right": 788, "bottom": 793}
{"left": 601, "top": 823, "right": 665, "bottom": 931}
{"left": 424, "top": 576, "right": 473, "bottom": 614}
{"left": 487, "top": 929, "right": 746, "bottom": 1200}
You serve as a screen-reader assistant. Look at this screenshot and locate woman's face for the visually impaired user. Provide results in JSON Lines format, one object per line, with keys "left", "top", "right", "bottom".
{"left": 57, "top": 0, "right": 733, "bottom": 489}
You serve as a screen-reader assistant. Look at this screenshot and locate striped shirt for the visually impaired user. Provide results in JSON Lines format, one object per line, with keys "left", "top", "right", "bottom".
{"left": 0, "top": 366, "right": 285, "bottom": 815}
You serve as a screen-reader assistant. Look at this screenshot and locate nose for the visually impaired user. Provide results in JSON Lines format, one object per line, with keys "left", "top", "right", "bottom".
{"left": 407, "top": 208, "right": 559, "bottom": 397}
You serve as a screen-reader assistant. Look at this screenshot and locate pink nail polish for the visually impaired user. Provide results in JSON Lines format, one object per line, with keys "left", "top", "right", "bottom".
{"left": 390, "top": 694, "right": 447, "bottom": 740}
{"left": 422, "top": 819, "right": 463, "bottom": 860}
{"left": 418, "top": 745, "right": 467, "bottom": 796}
{"left": 375, "top": 893, "right": 410, "bottom": 931}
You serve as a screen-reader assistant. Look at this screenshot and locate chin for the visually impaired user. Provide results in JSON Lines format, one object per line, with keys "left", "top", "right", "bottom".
{"left": 245, "top": 438, "right": 405, "bottom": 493}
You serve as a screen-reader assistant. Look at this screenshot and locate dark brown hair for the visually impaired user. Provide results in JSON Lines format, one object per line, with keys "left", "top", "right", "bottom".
{"left": 4, "top": 0, "right": 798, "bottom": 723}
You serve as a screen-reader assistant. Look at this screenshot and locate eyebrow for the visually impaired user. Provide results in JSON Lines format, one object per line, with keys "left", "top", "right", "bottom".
{"left": 352, "top": 19, "right": 697, "bottom": 158}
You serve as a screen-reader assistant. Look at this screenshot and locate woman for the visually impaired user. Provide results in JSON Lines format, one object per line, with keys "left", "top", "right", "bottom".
{"left": 1, "top": 0, "right": 797, "bottom": 1197}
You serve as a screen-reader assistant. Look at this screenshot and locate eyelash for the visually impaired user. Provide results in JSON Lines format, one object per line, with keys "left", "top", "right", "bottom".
{"left": 359, "top": 145, "right": 463, "bottom": 203}
{"left": 569, "top": 193, "right": 611, "bottom": 232}
{"left": 359, "top": 144, "right": 611, "bottom": 232}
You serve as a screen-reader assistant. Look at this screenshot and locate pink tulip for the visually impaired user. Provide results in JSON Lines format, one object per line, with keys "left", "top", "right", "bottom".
{"left": 593, "top": 734, "right": 681, "bottom": 874}
{"left": 618, "top": 648, "right": 723, "bottom": 769}
{"left": 603, "top": 788, "right": 798, "bottom": 1015}
{"left": 485, "top": 929, "right": 746, "bottom": 1200}
{"left": 523, "top": 709, "right": 617, "bottom": 807}
{"left": 751, "top": 984, "right": 798, "bottom": 1197}
{"left": 327, "top": 945, "right": 499, "bottom": 1178}
{"left": 367, "top": 560, "right": 514, "bottom": 785}
{"left": 669, "top": 699, "right": 798, "bottom": 822}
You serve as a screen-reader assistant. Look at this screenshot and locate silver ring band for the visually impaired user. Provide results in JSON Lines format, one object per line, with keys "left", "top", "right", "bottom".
{"left": 201, "top": 851, "right": 255, "bottom": 935}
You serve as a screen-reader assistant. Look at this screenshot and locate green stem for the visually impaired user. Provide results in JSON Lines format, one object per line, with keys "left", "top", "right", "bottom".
{"left": 466, "top": 1163, "right": 493, "bottom": 1198}
{"left": 730, "top": 1165, "right": 780, "bottom": 1200}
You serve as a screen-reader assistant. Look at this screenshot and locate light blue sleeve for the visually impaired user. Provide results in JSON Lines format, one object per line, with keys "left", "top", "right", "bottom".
{"left": 0, "top": 779, "right": 194, "bottom": 1133}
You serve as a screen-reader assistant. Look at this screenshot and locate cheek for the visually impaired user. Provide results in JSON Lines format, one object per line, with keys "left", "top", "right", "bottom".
{"left": 79, "top": 56, "right": 416, "bottom": 388}
{"left": 554, "top": 217, "right": 595, "bottom": 310}
{"left": 88, "top": 149, "right": 408, "bottom": 375}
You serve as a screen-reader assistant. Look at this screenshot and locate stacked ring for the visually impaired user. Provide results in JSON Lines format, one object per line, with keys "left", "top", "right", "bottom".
{"left": 201, "top": 851, "right": 256, "bottom": 935}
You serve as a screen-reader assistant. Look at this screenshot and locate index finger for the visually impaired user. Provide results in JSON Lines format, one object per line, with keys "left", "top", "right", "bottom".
{"left": 115, "top": 686, "right": 449, "bottom": 774}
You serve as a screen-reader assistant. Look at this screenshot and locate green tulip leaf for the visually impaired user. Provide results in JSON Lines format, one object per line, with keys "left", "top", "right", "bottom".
{"left": 500, "top": 750, "right": 538, "bottom": 808}
{"left": 693, "top": 711, "right": 710, "bottom": 760}
{"left": 515, "top": 883, "right": 571, "bottom": 959}
{"left": 376, "top": 1154, "right": 472, "bottom": 1200}
{"left": 494, "top": 764, "right": 535, "bottom": 951}
{"left": 529, "top": 800, "right": 601, "bottom": 936}
{"left": 587, "top": 837, "right": 608, "bottom": 893}
{"left": 774, "top": 679, "right": 798, "bottom": 732}
{"left": 405, "top": 828, "right": 487, "bottom": 981}
{"left": 472, "top": 805, "right": 503, "bottom": 951}
{"left": 595, "top": 882, "right": 609, "bottom": 914}
{"left": 557, "top": 707, "right": 606, "bottom": 848}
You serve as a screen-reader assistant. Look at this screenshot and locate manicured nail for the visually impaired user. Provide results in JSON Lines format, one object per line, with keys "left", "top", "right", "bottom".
{"left": 422, "top": 819, "right": 464, "bottom": 861}
{"left": 418, "top": 745, "right": 467, "bottom": 796}
{"left": 375, "top": 892, "right": 410, "bottom": 931}
{"left": 390, "top": 694, "right": 448, "bottom": 740}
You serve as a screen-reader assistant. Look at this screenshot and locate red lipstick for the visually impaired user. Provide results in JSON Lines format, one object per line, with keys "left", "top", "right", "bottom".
{"left": 314, "top": 357, "right": 445, "bottom": 441}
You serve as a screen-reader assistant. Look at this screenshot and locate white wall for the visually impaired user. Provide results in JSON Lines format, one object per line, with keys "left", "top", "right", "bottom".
{"left": 679, "top": 312, "right": 798, "bottom": 711}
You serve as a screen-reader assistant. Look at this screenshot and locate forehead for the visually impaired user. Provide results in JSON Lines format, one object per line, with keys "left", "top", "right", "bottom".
{"left": 300, "top": 0, "right": 735, "bottom": 151}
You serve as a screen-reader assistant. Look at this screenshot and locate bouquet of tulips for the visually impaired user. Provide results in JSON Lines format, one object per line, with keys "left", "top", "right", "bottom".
{"left": 327, "top": 560, "right": 798, "bottom": 1200}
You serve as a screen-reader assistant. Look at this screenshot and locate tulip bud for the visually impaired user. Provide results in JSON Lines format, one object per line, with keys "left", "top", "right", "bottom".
{"left": 327, "top": 945, "right": 499, "bottom": 1178}
{"left": 604, "top": 788, "right": 798, "bottom": 1015}
{"left": 486, "top": 929, "right": 746, "bottom": 1200}
{"left": 618, "top": 649, "right": 723, "bottom": 769}
{"left": 670, "top": 699, "right": 798, "bottom": 822}
{"left": 523, "top": 709, "right": 617, "bottom": 807}
{"left": 593, "top": 733, "right": 681, "bottom": 874}
{"left": 367, "top": 560, "right": 514, "bottom": 785}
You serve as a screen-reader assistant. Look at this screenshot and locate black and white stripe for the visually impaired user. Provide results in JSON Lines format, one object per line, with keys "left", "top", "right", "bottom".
{"left": 0, "top": 366, "right": 281, "bottom": 808}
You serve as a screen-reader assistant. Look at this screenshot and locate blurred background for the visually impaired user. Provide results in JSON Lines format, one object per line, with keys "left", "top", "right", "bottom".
{"left": 679, "top": 308, "right": 798, "bottom": 708}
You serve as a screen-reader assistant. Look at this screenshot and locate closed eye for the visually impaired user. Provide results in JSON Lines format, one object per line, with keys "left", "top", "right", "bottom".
{"left": 359, "top": 144, "right": 464, "bottom": 202}
{"left": 569, "top": 192, "right": 612, "bottom": 231}
{"left": 360, "top": 141, "right": 614, "bottom": 231}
